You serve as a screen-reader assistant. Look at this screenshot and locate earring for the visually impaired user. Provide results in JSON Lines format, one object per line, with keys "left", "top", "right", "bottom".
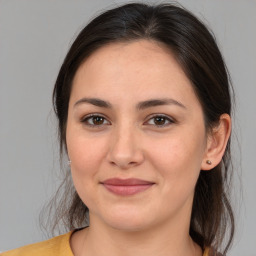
{"left": 68, "top": 160, "right": 71, "bottom": 166}
{"left": 206, "top": 160, "right": 212, "bottom": 165}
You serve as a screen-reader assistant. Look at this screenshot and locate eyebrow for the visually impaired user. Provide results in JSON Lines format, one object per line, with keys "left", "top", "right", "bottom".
{"left": 74, "top": 97, "right": 186, "bottom": 110}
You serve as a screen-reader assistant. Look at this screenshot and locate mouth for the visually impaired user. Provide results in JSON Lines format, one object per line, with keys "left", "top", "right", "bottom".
{"left": 100, "top": 178, "right": 155, "bottom": 196}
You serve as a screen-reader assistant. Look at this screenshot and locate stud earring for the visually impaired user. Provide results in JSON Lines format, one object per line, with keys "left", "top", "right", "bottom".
{"left": 206, "top": 160, "right": 212, "bottom": 165}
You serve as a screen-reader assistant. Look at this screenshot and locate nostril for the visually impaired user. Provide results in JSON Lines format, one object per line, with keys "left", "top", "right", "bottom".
{"left": 109, "top": 160, "right": 139, "bottom": 169}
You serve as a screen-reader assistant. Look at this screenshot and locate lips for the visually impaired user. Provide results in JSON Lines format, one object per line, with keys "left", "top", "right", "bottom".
{"left": 101, "top": 178, "right": 155, "bottom": 196}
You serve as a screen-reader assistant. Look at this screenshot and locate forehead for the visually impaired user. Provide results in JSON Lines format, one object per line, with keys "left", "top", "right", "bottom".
{"left": 70, "top": 40, "right": 199, "bottom": 109}
{"left": 74, "top": 40, "right": 184, "bottom": 80}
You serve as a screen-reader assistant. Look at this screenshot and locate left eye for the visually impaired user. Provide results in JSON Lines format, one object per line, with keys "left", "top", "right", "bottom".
{"left": 146, "top": 115, "right": 174, "bottom": 127}
{"left": 81, "top": 115, "right": 110, "bottom": 127}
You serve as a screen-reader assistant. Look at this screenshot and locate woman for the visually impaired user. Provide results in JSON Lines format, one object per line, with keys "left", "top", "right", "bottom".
{"left": 3, "top": 2, "right": 235, "bottom": 256}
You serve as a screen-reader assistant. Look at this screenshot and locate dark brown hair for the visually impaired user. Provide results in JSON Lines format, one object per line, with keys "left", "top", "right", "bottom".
{"left": 48, "top": 2, "right": 235, "bottom": 255}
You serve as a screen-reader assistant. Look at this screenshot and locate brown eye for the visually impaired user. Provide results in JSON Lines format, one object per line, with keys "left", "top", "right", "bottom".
{"left": 146, "top": 115, "right": 174, "bottom": 127}
{"left": 154, "top": 116, "right": 166, "bottom": 126}
{"left": 81, "top": 114, "right": 110, "bottom": 127}
{"left": 92, "top": 116, "right": 104, "bottom": 125}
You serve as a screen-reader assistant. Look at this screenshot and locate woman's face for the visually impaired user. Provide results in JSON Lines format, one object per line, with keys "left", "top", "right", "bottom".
{"left": 66, "top": 40, "right": 209, "bottom": 231}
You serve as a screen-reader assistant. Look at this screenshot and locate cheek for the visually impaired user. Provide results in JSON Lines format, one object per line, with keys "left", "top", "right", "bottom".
{"left": 146, "top": 129, "right": 206, "bottom": 188}
{"left": 66, "top": 129, "right": 108, "bottom": 189}
{"left": 66, "top": 133, "right": 109, "bottom": 208}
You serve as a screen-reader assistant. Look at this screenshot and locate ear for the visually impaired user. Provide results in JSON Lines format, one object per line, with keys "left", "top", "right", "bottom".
{"left": 201, "top": 114, "right": 231, "bottom": 171}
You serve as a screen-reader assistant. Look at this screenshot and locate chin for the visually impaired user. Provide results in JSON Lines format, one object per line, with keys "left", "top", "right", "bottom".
{"left": 100, "top": 207, "right": 156, "bottom": 232}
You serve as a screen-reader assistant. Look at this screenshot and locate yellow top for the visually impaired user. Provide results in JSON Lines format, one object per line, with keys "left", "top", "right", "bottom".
{"left": 1, "top": 232, "right": 73, "bottom": 256}
{"left": 2, "top": 231, "right": 210, "bottom": 256}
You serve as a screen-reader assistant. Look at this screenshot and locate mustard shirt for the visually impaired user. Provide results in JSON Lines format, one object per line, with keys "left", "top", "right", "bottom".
{"left": 2, "top": 231, "right": 210, "bottom": 256}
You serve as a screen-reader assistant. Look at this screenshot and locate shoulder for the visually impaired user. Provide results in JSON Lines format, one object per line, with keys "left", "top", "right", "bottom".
{"left": 1, "top": 231, "right": 74, "bottom": 256}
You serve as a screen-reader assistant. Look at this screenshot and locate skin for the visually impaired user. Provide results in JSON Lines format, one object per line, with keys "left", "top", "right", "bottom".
{"left": 66, "top": 40, "right": 231, "bottom": 256}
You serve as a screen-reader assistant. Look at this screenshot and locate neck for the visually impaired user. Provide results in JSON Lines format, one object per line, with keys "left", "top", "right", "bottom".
{"left": 77, "top": 213, "right": 202, "bottom": 256}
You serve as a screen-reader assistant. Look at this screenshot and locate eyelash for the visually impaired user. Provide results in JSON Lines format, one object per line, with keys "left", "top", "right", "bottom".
{"left": 80, "top": 114, "right": 175, "bottom": 129}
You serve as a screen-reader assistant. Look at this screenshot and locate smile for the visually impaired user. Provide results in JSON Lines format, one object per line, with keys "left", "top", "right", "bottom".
{"left": 101, "top": 178, "right": 155, "bottom": 196}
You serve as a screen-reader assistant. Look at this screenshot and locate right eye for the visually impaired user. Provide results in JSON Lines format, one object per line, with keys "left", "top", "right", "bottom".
{"left": 81, "top": 114, "right": 110, "bottom": 128}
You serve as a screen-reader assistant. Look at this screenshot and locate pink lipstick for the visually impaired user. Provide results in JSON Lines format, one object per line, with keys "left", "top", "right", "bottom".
{"left": 101, "top": 178, "right": 154, "bottom": 196}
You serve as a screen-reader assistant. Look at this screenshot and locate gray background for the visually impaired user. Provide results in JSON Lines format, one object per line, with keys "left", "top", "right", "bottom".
{"left": 0, "top": 0, "right": 255, "bottom": 255}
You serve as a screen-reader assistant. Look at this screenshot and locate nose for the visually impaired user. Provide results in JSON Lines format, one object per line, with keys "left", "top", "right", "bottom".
{"left": 106, "top": 125, "right": 144, "bottom": 169}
